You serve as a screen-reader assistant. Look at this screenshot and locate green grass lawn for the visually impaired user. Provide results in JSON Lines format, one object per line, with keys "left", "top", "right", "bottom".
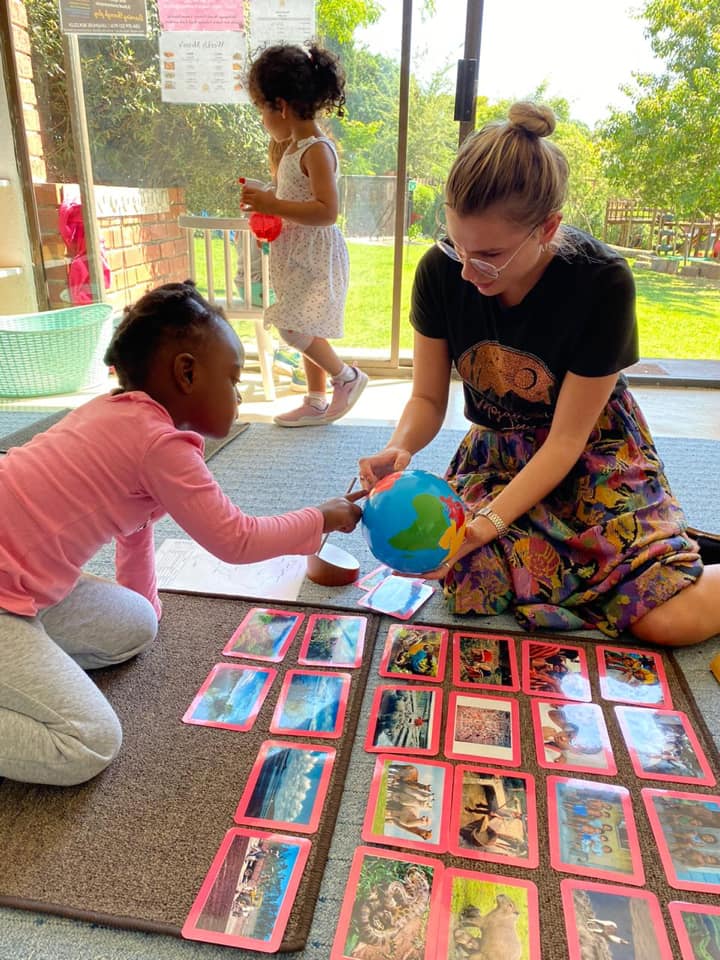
{"left": 628, "top": 267, "right": 720, "bottom": 359}
{"left": 195, "top": 238, "right": 719, "bottom": 359}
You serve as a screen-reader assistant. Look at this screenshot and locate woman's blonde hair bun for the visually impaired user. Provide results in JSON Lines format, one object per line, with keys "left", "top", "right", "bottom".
{"left": 508, "top": 101, "right": 556, "bottom": 138}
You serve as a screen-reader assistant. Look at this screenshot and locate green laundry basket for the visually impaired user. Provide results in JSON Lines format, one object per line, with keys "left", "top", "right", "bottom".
{"left": 0, "top": 303, "right": 115, "bottom": 398}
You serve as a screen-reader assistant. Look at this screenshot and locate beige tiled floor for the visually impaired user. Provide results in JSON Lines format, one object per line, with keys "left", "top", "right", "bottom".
{"left": 239, "top": 370, "right": 720, "bottom": 441}
{"left": 3, "top": 367, "right": 720, "bottom": 440}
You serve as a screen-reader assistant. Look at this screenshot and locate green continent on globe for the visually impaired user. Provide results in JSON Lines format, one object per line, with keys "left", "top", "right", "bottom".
{"left": 388, "top": 493, "right": 448, "bottom": 552}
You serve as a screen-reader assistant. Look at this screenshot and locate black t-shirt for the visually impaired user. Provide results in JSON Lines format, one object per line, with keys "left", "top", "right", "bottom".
{"left": 410, "top": 228, "right": 639, "bottom": 430}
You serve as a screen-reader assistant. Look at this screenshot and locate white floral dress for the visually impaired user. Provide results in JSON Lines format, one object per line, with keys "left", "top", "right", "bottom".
{"left": 265, "top": 136, "right": 349, "bottom": 339}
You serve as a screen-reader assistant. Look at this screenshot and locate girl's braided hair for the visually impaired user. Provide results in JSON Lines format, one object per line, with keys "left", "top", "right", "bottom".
{"left": 247, "top": 43, "right": 346, "bottom": 120}
{"left": 105, "top": 281, "right": 237, "bottom": 389}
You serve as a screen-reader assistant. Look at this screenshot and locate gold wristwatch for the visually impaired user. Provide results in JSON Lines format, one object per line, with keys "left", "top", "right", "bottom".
{"left": 475, "top": 505, "right": 509, "bottom": 538}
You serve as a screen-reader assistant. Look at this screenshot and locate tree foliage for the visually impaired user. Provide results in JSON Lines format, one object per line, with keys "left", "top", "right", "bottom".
{"left": 24, "top": 0, "right": 610, "bottom": 231}
{"left": 600, "top": 0, "right": 720, "bottom": 216}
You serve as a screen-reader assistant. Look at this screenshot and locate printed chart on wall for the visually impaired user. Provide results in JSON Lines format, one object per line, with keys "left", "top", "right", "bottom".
{"left": 249, "top": 0, "right": 315, "bottom": 48}
{"left": 156, "top": 0, "right": 315, "bottom": 104}
{"left": 157, "top": 0, "right": 246, "bottom": 103}
{"left": 158, "top": 33, "right": 248, "bottom": 104}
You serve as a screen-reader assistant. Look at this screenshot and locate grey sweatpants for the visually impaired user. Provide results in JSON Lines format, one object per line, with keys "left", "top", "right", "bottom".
{"left": 0, "top": 575, "right": 158, "bottom": 786}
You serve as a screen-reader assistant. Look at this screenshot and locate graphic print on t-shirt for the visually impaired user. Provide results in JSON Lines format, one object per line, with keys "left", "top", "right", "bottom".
{"left": 457, "top": 341, "right": 557, "bottom": 430}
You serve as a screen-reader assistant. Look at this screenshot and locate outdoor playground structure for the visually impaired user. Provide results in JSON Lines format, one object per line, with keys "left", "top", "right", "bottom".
{"left": 604, "top": 199, "right": 720, "bottom": 279}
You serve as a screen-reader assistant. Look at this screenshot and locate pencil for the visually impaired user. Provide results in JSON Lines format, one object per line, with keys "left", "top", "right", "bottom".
{"left": 318, "top": 477, "right": 357, "bottom": 554}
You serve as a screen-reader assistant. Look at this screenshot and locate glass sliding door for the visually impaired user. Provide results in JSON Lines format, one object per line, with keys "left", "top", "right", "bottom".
{"left": 342, "top": 0, "right": 472, "bottom": 372}
{"left": 18, "top": 0, "right": 478, "bottom": 370}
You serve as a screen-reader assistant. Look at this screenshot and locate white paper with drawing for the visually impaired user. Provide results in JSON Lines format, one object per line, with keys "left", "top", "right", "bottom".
{"left": 155, "top": 539, "right": 306, "bottom": 600}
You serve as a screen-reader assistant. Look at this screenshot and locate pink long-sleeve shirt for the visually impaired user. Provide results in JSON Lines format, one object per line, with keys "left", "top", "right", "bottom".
{"left": 0, "top": 392, "right": 323, "bottom": 617}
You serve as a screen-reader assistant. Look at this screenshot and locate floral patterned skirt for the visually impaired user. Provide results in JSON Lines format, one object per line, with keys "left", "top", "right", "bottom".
{"left": 443, "top": 390, "right": 702, "bottom": 638}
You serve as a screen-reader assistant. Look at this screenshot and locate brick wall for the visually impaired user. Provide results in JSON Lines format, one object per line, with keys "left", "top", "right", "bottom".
{"left": 34, "top": 183, "right": 190, "bottom": 309}
{"left": 10, "top": 0, "right": 45, "bottom": 182}
{"left": 10, "top": 5, "right": 191, "bottom": 311}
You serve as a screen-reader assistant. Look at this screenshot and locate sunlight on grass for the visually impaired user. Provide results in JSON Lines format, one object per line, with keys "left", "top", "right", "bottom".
{"left": 632, "top": 271, "right": 720, "bottom": 358}
{"left": 194, "top": 237, "right": 719, "bottom": 360}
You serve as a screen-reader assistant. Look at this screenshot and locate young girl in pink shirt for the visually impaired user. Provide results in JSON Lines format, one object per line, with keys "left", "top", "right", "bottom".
{"left": 0, "top": 281, "right": 362, "bottom": 786}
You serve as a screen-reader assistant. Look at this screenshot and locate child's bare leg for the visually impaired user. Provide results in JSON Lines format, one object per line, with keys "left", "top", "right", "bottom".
{"left": 303, "top": 353, "right": 329, "bottom": 397}
{"left": 303, "top": 337, "right": 343, "bottom": 379}
{"left": 630, "top": 564, "right": 720, "bottom": 647}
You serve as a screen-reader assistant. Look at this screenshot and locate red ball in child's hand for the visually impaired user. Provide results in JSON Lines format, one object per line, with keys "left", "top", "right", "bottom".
{"left": 248, "top": 212, "right": 282, "bottom": 243}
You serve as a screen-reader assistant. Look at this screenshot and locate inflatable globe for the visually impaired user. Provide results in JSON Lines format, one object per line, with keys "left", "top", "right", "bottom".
{"left": 361, "top": 470, "right": 467, "bottom": 574}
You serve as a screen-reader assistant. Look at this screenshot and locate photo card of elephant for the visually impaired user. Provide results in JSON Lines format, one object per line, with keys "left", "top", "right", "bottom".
{"left": 222, "top": 607, "right": 305, "bottom": 663}
{"left": 560, "top": 879, "right": 673, "bottom": 960}
{"left": 547, "top": 776, "right": 645, "bottom": 886}
{"left": 233, "top": 740, "right": 336, "bottom": 835}
{"left": 521, "top": 640, "right": 592, "bottom": 702}
{"left": 643, "top": 788, "right": 720, "bottom": 893}
{"left": 669, "top": 901, "right": 720, "bottom": 960}
{"left": 615, "top": 705, "right": 716, "bottom": 786}
{"left": 182, "top": 663, "right": 277, "bottom": 732}
{"left": 435, "top": 868, "right": 541, "bottom": 960}
{"left": 330, "top": 846, "right": 443, "bottom": 960}
{"left": 531, "top": 700, "right": 616, "bottom": 776}
{"left": 182, "top": 828, "right": 311, "bottom": 952}
{"left": 448, "top": 765, "right": 539, "bottom": 868}
{"left": 452, "top": 631, "right": 519, "bottom": 692}
{"left": 297, "top": 613, "right": 368, "bottom": 669}
{"left": 361, "top": 756, "right": 453, "bottom": 854}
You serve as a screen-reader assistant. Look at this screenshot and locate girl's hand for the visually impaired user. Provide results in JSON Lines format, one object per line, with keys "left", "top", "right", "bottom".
{"left": 358, "top": 447, "right": 412, "bottom": 490}
{"left": 317, "top": 489, "right": 367, "bottom": 534}
{"left": 241, "top": 185, "right": 277, "bottom": 214}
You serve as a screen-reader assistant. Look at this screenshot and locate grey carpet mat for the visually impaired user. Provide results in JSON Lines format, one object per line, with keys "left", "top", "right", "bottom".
{"left": 0, "top": 411, "right": 250, "bottom": 463}
{"left": 0, "top": 593, "right": 381, "bottom": 953}
{"left": 0, "top": 408, "right": 70, "bottom": 451}
{"left": 202, "top": 421, "right": 251, "bottom": 461}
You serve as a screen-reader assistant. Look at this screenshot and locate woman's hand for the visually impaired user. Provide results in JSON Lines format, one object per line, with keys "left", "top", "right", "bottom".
{"left": 410, "top": 513, "right": 500, "bottom": 580}
{"left": 317, "top": 489, "right": 367, "bottom": 533}
{"left": 358, "top": 447, "right": 412, "bottom": 490}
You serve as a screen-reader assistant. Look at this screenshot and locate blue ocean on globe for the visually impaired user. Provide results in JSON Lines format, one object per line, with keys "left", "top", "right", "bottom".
{"left": 361, "top": 469, "right": 466, "bottom": 574}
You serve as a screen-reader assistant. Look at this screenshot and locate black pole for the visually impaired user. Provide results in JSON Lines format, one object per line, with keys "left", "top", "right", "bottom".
{"left": 457, "top": 0, "right": 484, "bottom": 146}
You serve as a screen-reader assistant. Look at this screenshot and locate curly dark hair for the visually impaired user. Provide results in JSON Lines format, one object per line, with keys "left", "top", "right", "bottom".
{"left": 247, "top": 43, "right": 346, "bottom": 120}
{"left": 104, "top": 281, "right": 241, "bottom": 389}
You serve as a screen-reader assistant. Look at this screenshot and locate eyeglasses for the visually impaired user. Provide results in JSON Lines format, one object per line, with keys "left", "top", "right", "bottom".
{"left": 436, "top": 227, "right": 538, "bottom": 281}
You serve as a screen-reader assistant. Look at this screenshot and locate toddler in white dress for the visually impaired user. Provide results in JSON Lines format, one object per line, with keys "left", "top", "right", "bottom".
{"left": 242, "top": 44, "right": 368, "bottom": 427}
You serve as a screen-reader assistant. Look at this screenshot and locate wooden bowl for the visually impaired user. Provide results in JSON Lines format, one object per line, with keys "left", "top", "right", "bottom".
{"left": 306, "top": 542, "right": 360, "bottom": 587}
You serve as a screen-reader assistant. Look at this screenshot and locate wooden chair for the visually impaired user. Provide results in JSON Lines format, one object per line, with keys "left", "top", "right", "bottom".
{"left": 178, "top": 215, "right": 276, "bottom": 401}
